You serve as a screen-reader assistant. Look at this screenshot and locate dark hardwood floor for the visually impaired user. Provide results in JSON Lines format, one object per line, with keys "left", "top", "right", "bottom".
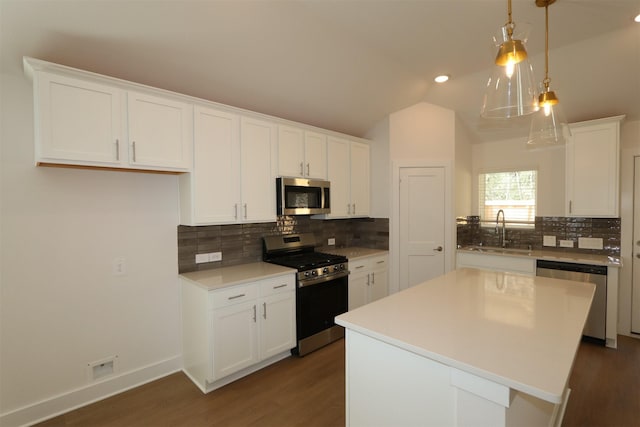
{"left": 37, "top": 335, "right": 639, "bottom": 427}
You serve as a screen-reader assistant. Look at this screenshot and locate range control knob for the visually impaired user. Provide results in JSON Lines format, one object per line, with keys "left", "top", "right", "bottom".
{"left": 322, "top": 267, "right": 329, "bottom": 273}
{"left": 333, "top": 265, "right": 340, "bottom": 272}
{"left": 304, "top": 271, "right": 311, "bottom": 278}
{"left": 339, "top": 264, "right": 345, "bottom": 270}
{"left": 311, "top": 270, "right": 318, "bottom": 276}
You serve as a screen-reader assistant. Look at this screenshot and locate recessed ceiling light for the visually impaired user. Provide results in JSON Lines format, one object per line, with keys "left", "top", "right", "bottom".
{"left": 434, "top": 75, "right": 450, "bottom": 83}
{"left": 635, "top": 13, "right": 640, "bottom": 23}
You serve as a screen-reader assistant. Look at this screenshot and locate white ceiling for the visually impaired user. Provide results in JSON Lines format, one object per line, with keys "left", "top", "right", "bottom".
{"left": 2, "top": 0, "right": 639, "bottom": 142}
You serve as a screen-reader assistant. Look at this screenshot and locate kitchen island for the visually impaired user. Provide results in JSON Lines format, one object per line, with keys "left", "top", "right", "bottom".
{"left": 335, "top": 268, "right": 595, "bottom": 427}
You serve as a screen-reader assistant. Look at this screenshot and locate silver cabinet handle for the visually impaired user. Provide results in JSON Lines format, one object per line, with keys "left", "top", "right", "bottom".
{"left": 234, "top": 204, "right": 238, "bottom": 220}
{"left": 273, "top": 284, "right": 288, "bottom": 289}
{"left": 569, "top": 200, "right": 572, "bottom": 214}
{"left": 243, "top": 204, "right": 247, "bottom": 219}
{"left": 253, "top": 305, "right": 256, "bottom": 322}
{"left": 371, "top": 272, "right": 375, "bottom": 284}
{"left": 115, "top": 139, "right": 120, "bottom": 160}
{"left": 636, "top": 253, "right": 640, "bottom": 259}
{"left": 347, "top": 204, "right": 351, "bottom": 215}
{"left": 352, "top": 203, "right": 356, "bottom": 215}
{"left": 132, "top": 141, "right": 137, "bottom": 162}
{"left": 263, "top": 302, "right": 267, "bottom": 319}
{"left": 434, "top": 246, "right": 443, "bottom": 252}
{"left": 376, "top": 260, "right": 385, "bottom": 264}
{"left": 306, "top": 163, "right": 310, "bottom": 176}
{"left": 228, "top": 294, "right": 246, "bottom": 300}
{"left": 366, "top": 274, "right": 370, "bottom": 286}
{"left": 354, "top": 265, "right": 365, "bottom": 269}
{"left": 300, "top": 162, "right": 304, "bottom": 175}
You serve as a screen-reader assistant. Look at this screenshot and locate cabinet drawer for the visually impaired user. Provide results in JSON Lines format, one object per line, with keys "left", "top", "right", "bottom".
{"left": 210, "top": 284, "right": 258, "bottom": 309}
{"left": 350, "top": 259, "right": 371, "bottom": 273}
{"left": 370, "top": 255, "right": 388, "bottom": 270}
{"left": 259, "top": 274, "right": 295, "bottom": 297}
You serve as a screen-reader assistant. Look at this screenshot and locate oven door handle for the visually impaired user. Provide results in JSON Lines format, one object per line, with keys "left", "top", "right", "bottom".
{"left": 298, "top": 271, "right": 349, "bottom": 287}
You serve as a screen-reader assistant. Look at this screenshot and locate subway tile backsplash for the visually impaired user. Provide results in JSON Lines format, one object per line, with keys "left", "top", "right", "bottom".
{"left": 456, "top": 216, "right": 621, "bottom": 257}
{"left": 178, "top": 217, "right": 389, "bottom": 273}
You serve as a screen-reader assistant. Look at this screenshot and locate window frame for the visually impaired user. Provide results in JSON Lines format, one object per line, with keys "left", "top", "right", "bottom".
{"left": 476, "top": 167, "right": 538, "bottom": 229}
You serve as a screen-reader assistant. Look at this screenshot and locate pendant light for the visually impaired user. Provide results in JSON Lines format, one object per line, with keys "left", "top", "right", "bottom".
{"left": 481, "top": 0, "right": 538, "bottom": 119}
{"left": 527, "top": 0, "right": 571, "bottom": 147}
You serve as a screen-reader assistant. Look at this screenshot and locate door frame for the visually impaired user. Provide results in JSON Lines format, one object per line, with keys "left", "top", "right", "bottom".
{"left": 391, "top": 159, "right": 454, "bottom": 295}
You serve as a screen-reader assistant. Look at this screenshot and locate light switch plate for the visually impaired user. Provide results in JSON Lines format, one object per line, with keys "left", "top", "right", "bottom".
{"left": 328, "top": 238, "right": 336, "bottom": 246}
{"left": 210, "top": 252, "right": 222, "bottom": 262}
{"left": 543, "top": 235, "right": 556, "bottom": 247}
{"left": 195, "top": 253, "right": 209, "bottom": 264}
{"left": 578, "top": 237, "right": 603, "bottom": 250}
{"left": 559, "top": 240, "right": 574, "bottom": 248}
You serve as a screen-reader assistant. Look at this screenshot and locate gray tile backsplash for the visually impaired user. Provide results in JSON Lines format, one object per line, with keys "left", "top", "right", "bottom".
{"left": 456, "top": 216, "right": 621, "bottom": 257}
{"left": 178, "top": 217, "right": 389, "bottom": 273}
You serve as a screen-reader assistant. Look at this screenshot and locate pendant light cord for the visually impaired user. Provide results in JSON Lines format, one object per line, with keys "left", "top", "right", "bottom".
{"left": 543, "top": 4, "right": 550, "bottom": 91}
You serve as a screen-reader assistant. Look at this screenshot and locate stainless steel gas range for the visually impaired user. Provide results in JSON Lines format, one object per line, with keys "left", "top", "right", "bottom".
{"left": 263, "top": 233, "right": 348, "bottom": 356}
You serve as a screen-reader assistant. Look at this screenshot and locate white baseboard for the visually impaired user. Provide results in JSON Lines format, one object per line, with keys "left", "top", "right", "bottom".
{"left": 0, "top": 355, "right": 182, "bottom": 427}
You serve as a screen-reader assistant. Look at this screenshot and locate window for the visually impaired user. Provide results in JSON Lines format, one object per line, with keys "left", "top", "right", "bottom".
{"left": 478, "top": 170, "right": 537, "bottom": 225}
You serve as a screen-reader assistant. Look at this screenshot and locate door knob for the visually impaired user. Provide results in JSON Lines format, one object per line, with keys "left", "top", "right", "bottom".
{"left": 434, "top": 246, "right": 443, "bottom": 252}
{"left": 636, "top": 253, "right": 640, "bottom": 259}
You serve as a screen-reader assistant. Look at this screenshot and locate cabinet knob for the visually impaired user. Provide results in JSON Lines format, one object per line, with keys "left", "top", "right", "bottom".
{"left": 434, "top": 246, "right": 443, "bottom": 252}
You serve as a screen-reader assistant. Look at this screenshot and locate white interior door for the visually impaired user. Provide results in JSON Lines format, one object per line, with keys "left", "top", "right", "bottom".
{"left": 399, "top": 167, "right": 446, "bottom": 290}
{"left": 632, "top": 157, "right": 640, "bottom": 333}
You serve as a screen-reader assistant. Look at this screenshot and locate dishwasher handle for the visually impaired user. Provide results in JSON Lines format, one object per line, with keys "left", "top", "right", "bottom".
{"left": 536, "top": 260, "right": 607, "bottom": 275}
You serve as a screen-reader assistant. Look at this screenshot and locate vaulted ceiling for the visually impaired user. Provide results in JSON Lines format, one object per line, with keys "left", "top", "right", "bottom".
{"left": 2, "top": 0, "right": 639, "bottom": 142}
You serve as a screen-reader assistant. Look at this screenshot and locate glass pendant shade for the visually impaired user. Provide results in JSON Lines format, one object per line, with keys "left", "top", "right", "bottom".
{"left": 481, "top": 23, "right": 538, "bottom": 119}
{"left": 526, "top": 90, "right": 571, "bottom": 147}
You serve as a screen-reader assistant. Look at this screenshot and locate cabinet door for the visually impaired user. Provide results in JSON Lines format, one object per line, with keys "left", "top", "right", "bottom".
{"left": 127, "top": 91, "right": 192, "bottom": 171}
{"left": 191, "top": 106, "right": 240, "bottom": 224}
{"left": 211, "top": 301, "right": 259, "bottom": 380}
{"left": 370, "top": 257, "right": 389, "bottom": 303}
{"left": 36, "top": 72, "right": 123, "bottom": 166}
{"left": 349, "top": 259, "right": 371, "bottom": 311}
{"left": 566, "top": 118, "right": 620, "bottom": 217}
{"left": 240, "top": 117, "right": 277, "bottom": 222}
{"left": 304, "top": 131, "right": 327, "bottom": 179}
{"left": 327, "top": 137, "right": 351, "bottom": 218}
{"left": 350, "top": 142, "right": 370, "bottom": 217}
{"left": 277, "top": 125, "right": 305, "bottom": 177}
{"left": 259, "top": 292, "right": 296, "bottom": 359}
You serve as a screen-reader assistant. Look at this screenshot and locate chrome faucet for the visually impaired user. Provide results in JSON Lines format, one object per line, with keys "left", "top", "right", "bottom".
{"left": 495, "top": 209, "right": 506, "bottom": 248}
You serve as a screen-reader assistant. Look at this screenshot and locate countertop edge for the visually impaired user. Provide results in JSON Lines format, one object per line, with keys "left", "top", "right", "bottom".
{"left": 179, "top": 262, "right": 297, "bottom": 291}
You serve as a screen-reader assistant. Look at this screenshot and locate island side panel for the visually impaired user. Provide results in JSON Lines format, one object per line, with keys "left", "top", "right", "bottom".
{"left": 345, "top": 330, "right": 455, "bottom": 426}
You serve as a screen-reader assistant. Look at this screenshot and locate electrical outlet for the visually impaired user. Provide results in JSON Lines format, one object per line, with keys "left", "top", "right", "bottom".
{"left": 210, "top": 252, "right": 222, "bottom": 262}
{"left": 543, "top": 235, "right": 556, "bottom": 247}
{"left": 559, "top": 240, "right": 574, "bottom": 248}
{"left": 328, "top": 238, "right": 336, "bottom": 246}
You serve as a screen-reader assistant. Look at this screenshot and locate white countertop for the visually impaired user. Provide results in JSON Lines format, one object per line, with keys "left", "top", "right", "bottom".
{"left": 457, "top": 246, "right": 621, "bottom": 267}
{"left": 318, "top": 246, "right": 388, "bottom": 260}
{"left": 180, "top": 262, "right": 296, "bottom": 291}
{"left": 335, "top": 268, "right": 595, "bottom": 404}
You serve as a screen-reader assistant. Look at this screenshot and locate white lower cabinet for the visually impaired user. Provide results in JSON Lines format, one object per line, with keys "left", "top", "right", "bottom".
{"left": 182, "top": 273, "right": 295, "bottom": 393}
{"left": 349, "top": 254, "right": 388, "bottom": 310}
{"left": 456, "top": 252, "right": 535, "bottom": 275}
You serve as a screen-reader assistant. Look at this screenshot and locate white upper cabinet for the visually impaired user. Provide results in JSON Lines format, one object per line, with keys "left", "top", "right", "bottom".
{"left": 322, "top": 137, "right": 370, "bottom": 218}
{"left": 127, "top": 91, "right": 193, "bottom": 171}
{"left": 240, "top": 117, "right": 278, "bottom": 223}
{"left": 180, "top": 106, "right": 240, "bottom": 225}
{"left": 25, "top": 57, "right": 192, "bottom": 173}
{"left": 566, "top": 115, "right": 624, "bottom": 217}
{"left": 277, "top": 125, "right": 327, "bottom": 179}
{"left": 180, "top": 110, "right": 277, "bottom": 226}
{"left": 34, "top": 71, "right": 124, "bottom": 166}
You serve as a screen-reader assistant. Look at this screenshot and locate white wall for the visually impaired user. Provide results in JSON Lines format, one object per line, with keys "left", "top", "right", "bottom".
{"left": 0, "top": 69, "right": 182, "bottom": 424}
{"left": 618, "top": 119, "right": 640, "bottom": 337}
{"left": 470, "top": 137, "right": 566, "bottom": 217}
{"left": 454, "top": 118, "right": 472, "bottom": 217}
{"left": 365, "top": 116, "right": 390, "bottom": 219}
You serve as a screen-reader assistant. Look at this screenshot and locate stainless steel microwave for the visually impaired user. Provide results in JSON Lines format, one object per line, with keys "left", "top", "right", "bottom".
{"left": 276, "top": 177, "right": 330, "bottom": 215}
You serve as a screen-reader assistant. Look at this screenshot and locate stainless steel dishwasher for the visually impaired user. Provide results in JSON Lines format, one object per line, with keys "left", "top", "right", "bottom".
{"left": 536, "top": 260, "right": 607, "bottom": 343}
